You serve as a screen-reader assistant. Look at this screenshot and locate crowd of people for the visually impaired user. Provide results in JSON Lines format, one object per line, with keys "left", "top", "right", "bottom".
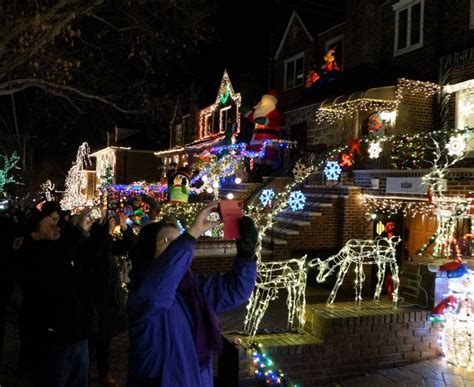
{"left": 0, "top": 201, "right": 259, "bottom": 387}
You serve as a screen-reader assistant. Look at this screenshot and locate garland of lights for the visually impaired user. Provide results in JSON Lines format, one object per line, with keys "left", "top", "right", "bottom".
{"left": 243, "top": 256, "right": 307, "bottom": 338}
{"left": 60, "top": 142, "right": 92, "bottom": 210}
{"left": 199, "top": 70, "right": 242, "bottom": 139}
{"left": 250, "top": 342, "right": 298, "bottom": 386}
{"left": 315, "top": 78, "right": 440, "bottom": 125}
{"left": 361, "top": 195, "right": 436, "bottom": 217}
{"left": 0, "top": 152, "right": 20, "bottom": 193}
{"left": 308, "top": 237, "right": 400, "bottom": 305}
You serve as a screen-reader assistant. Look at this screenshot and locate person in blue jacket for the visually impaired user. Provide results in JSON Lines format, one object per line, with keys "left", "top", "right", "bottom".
{"left": 126, "top": 203, "right": 258, "bottom": 386}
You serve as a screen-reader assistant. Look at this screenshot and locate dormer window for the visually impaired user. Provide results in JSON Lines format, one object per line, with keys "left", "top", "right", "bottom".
{"left": 393, "top": 0, "right": 424, "bottom": 56}
{"left": 284, "top": 52, "right": 304, "bottom": 90}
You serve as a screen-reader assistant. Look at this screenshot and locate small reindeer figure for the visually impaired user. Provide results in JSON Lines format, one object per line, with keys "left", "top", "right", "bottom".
{"left": 308, "top": 237, "right": 401, "bottom": 305}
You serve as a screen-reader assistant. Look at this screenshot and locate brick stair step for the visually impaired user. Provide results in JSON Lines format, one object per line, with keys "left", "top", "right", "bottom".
{"left": 304, "top": 192, "right": 348, "bottom": 201}
{"left": 274, "top": 215, "right": 311, "bottom": 226}
{"left": 280, "top": 209, "right": 322, "bottom": 218}
{"left": 303, "top": 201, "right": 334, "bottom": 208}
{"left": 266, "top": 226, "right": 300, "bottom": 237}
{"left": 262, "top": 234, "right": 288, "bottom": 245}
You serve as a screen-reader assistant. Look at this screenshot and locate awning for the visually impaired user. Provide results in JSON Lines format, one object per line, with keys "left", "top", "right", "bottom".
{"left": 319, "top": 86, "right": 397, "bottom": 109}
{"left": 154, "top": 134, "right": 225, "bottom": 158}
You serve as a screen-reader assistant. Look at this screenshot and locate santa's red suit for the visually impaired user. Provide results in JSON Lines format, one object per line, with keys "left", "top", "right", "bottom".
{"left": 245, "top": 90, "right": 281, "bottom": 166}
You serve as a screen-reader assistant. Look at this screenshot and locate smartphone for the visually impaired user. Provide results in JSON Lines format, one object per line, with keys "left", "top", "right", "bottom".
{"left": 218, "top": 200, "right": 244, "bottom": 240}
{"left": 88, "top": 206, "right": 102, "bottom": 222}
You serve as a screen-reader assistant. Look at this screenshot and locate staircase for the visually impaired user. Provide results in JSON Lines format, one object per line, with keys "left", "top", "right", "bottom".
{"left": 218, "top": 182, "right": 262, "bottom": 201}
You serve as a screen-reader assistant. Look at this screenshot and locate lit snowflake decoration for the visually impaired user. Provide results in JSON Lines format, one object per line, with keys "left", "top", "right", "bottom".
{"left": 289, "top": 190, "right": 306, "bottom": 211}
{"left": 260, "top": 189, "right": 275, "bottom": 206}
{"left": 324, "top": 161, "right": 342, "bottom": 181}
{"left": 368, "top": 141, "right": 383, "bottom": 159}
{"left": 292, "top": 161, "right": 307, "bottom": 180}
{"left": 446, "top": 134, "right": 467, "bottom": 157}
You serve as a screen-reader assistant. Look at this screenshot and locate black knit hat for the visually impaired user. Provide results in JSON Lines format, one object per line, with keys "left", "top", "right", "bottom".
{"left": 25, "top": 201, "right": 61, "bottom": 234}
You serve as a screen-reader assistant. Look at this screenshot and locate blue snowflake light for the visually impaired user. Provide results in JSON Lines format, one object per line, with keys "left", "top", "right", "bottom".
{"left": 260, "top": 189, "right": 275, "bottom": 206}
{"left": 289, "top": 190, "right": 306, "bottom": 211}
{"left": 324, "top": 161, "right": 342, "bottom": 181}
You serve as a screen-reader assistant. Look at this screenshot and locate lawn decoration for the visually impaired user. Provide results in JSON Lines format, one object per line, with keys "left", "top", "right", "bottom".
{"left": 309, "top": 236, "right": 401, "bottom": 305}
{"left": 243, "top": 256, "right": 307, "bottom": 338}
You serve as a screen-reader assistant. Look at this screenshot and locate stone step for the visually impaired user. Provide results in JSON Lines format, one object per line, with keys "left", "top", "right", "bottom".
{"left": 304, "top": 192, "right": 348, "bottom": 201}
{"left": 265, "top": 226, "right": 300, "bottom": 238}
{"left": 262, "top": 234, "right": 288, "bottom": 246}
{"left": 279, "top": 209, "right": 322, "bottom": 219}
{"left": 274, "top": 215, "right": 311, "bottom": 227}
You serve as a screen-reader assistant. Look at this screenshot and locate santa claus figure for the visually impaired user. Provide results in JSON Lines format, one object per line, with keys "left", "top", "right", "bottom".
{"left": 243, "top": 89, "right": 281, "bottom": 168}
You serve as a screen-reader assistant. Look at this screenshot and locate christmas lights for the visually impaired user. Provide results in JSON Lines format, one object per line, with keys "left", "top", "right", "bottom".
{"left": 250, "top": 342, "right": 297, "bottom": 386}
{"left": 198, "top": 70, "right": 242, "bottom": 139}
{"left": 292, "top": 161, "right": 307, "bottom": 180}
{"left": 315, "top": 78, "right": 439, "bottom": 125}
{"left": 260, "top": 189, "right": 275, "bottom": 207}
{"left": 0, "top": 152, "right": 20, "bottom": 193}
{"left": 60, "top": 142, "right": 92, "bottom": 210}
{"left": 323, "top": 161, "right": 341, "bottom": 181}
{"left": 40, "top": 179, "right": 55, "bottom": 201}
{"left": 243, "top": 256, "right": 307, "bottom": 337}
{"left": 288, "top": 191, "right": 306, "bottom": 211}
{"left": 308, "top": 237, "right": 400, "bottom": 305}
{"left": 360, "top": 194, "right": 435, "bottom": 217}
{"left": 368, "top": 140, "right": 383, "bottom": 159}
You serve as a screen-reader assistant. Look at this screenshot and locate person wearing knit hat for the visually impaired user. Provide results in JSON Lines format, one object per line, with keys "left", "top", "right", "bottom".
{"left": 242, "top": 90, "right": 281, "bottom": 174}
{"left": 25, "top": 201, "right": 61, "bottom": 237}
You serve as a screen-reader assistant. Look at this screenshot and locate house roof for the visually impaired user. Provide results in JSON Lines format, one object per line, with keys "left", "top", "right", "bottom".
{"left": 274, "top": 11, "right": 314, "bottom": 60}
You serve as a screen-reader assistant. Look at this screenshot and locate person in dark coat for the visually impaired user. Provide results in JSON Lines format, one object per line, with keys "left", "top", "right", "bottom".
{"left": 87, "top": 211, "right": 135, "bottom": 386}
{"left": 126, "top": 203, "right": 258, "bottom": 386}
{"left": 17, "top": 202, "right": 95, "bottom": 387}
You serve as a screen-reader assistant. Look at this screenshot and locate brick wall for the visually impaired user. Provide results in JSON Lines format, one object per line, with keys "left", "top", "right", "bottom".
{"left": 379, "top": 1, "right": 441, "bottom": 81}
{"left": 221, "top": 305, "right": 441, "bottom": 386}
{"left": 441, "top": 0, "right": 474, "bottom": 54}
{"left": 395, "top": 90, "right": 438, "bottom": 136}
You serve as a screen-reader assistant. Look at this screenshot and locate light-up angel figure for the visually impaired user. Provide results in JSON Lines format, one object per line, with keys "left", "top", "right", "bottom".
{"left": 309, "top": 236, "right": 401, "bottom": 305}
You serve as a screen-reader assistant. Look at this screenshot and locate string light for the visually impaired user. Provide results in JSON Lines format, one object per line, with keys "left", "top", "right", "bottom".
{"left": 360, "top": 194, "right": 435, "bottom": 217}
{"left": 315, "top": 78, "right": 439, "bottom": 124}
{"left": 60, "top": 142, "right": 92, "bottom": 210}
{"left": 308, "top": 237, "right": 400, "bottom": 305}
{"left": 0, "top": 152, "right": 20, "bottom": 194}
{"left": 198, "top": 70, "right": 242, "bottom": 139}
{"left": 40, "top": 179, "right": 55, "bottom": 201}
{"left": 250, "top": 342, "right": 298, "bottom": 386}
{"left": 243, "top": 256, "right": 307, "bottom": 338}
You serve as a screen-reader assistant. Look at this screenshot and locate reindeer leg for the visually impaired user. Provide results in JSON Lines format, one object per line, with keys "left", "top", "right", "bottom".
{"left": 374, "top": 261, "right": 386, "bottom": 302}
{"left": 327, "top": 261, "right": 350, "bottom": 305}
{"left": 389, "top": 260, "right": 400, "bottom": 307}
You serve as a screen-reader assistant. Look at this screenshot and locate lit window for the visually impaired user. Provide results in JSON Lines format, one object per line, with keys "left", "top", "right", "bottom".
{"left": 284, "top": 52, "right": 304, "bottom": 90}
{"left": 455, "top": 86, "right": 474, "bottom": 153}
{"left": 393, "top": 0, "right": 424, "bottom": 56}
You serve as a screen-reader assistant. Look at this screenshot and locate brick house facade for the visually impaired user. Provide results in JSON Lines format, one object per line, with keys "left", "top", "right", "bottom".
{"left": 269, "top": 0, "right": 474, "bottom": 261}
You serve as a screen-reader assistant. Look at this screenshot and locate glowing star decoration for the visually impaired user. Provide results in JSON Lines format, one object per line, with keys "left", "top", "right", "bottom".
{"left": 308, "top": 236, "right": 401, "bottom": 305}
{"left": 288, "top": 190, "right": 306, "bottom": 211}
{"left": 368, "top": 140, "right": 383, "bottom": 159}
{"left": 259, "top": 189, "right": 275, "bottom": 207}
{"left": 446, "top": 134, "right": 467, "bottom": 157}
{"left": 292, "top": 161, "right": 307, "bottom": 180}
{"left": 244, "top": 256, "right": 307, "bottom": 337}
{"left": 324, "top": 161, "right": 342, "bottom": 181}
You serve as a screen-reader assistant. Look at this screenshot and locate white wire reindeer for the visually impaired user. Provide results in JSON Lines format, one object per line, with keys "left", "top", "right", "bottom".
{"left": 308, "top": 237, "right": 401, "bottom": 305}
{"left": 243, "top": 256, "right": 307, "bottom": 338}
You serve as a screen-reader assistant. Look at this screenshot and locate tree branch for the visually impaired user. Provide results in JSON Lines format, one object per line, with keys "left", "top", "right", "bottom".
{"left": 0, "top": 78, "right": 140, "bottom": 115}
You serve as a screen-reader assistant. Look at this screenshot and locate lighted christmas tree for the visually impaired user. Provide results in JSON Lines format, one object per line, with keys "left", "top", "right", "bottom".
{"left": 0, "top": 152, "right": 20, "bottom": 194}
{"left": 60, "top": 142, "right": 91, "bottom": 210}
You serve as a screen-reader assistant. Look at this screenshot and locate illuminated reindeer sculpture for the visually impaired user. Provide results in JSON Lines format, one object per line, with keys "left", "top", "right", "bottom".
{"left": 308, "top": 236, "right": 401, "bottom": 305}
{"left": 243, "top": 256, "right": 307, "bottom": 337}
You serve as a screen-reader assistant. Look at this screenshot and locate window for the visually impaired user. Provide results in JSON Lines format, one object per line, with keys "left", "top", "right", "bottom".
{"left": 456, "top": 86, "right": 474, "bottom": 153}
{"left": 325, "top": 35, "right": 344, "bottom": 70}
{"left": 284, "top": 52, "right": 304, "bottom": 90}
{"left": 393, "top": 0, "right": 424, "bottom": 56}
